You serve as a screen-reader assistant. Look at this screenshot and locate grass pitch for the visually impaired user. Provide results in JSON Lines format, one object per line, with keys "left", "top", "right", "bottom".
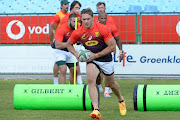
{"left": 0, "top": 79, "right": 180, "bottom": 120}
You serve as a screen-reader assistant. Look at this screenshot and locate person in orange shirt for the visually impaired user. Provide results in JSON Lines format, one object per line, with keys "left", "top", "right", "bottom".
{"left": 66, "top": 8, "right": 127, "bottom": 119}
{"left": 54, "top": 14, "right": 79, "bottom": 84}
{"left": 61, "top": 1, "right": 82, "bottom": 26}
{"left": 60, "top": 1, "right": 84, "bottom": 84}
{"left": 97, "top": 12, "right": 123, "bottom": 98}
{"left": 94, "top": 2, "right": 115, "bottom": 25}
{"left": 49, "top": 0, "right": 70, "bottom": 84}
{"left": 94, "top": 2, "right": 121, "bottom": 96}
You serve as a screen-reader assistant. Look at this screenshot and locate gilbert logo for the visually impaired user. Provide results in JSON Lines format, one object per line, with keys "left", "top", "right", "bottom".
{"left": 6, "top": 20, "right": 25, "bottom": 40}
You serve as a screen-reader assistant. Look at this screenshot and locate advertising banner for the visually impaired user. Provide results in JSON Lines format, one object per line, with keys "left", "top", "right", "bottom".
{"left": 1, "top": 15, "right": 180, "bottom": 44}
{"left": 142, "top": 15, "right": 180, "bottom": 43}
{"left": 0, "top": 45, "right": 180, "bottom": 75}
{"left": 0, "top": 16, "right": 52, "bottom": 44}
{"left": 114, "top": 45, "right": 180, "bottom": 75}
{"left": 0, "top": 15, "right": 136, "bottom": 44}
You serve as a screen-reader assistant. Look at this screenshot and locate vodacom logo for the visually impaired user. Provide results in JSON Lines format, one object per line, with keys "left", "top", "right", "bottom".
{"left": 6, "top": 20, "right": 25, "bottom": 40}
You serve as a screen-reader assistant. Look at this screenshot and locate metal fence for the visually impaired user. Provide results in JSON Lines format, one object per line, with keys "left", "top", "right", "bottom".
{"left": 140, "top": 12, "right": 180, "bottom": 44}
{"left": 0, "top": 13, "right": 138, "bottom": 45}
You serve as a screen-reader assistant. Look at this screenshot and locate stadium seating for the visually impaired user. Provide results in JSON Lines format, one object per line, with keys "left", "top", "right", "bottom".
{"left": 0, "top": 0, "right": 180, "bottom": 44}
{"left": 144, "top": 5, "right": 158, "bottom": 12}
{"left": 0, "top": 0, "right": 180, "bottom": 13}
{"left": 128, "top": 5, "right": 142, "bottom": 15}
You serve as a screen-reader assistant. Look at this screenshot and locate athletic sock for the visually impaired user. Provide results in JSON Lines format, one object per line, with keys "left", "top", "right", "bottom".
{"left": 95, "top": 109, "right": 99, "bottom": 111}
{"left": 77, "top": 75, "right": 83, "bottom": 84}
{"left": 118, "top": 99, "right": 124, "bottom": 103}
{"left": 104, "top": 87, "right": 109, "bottom": 93}
{"left": 98, "top": 84, "right": 103, "bottom": 89}
{"left": 54, "top": 77, "right": 58, "bottom": 84}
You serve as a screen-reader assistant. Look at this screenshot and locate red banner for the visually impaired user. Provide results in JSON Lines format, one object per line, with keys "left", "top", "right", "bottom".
{"left": 0, "top": 16, "right": 52, "bottom": 44}
{"left": 142, "top": 15, "right": 180, "bottom": 43}
{"left": 0, "top": 15, "right": 137, "bottom": 44}
{"left": 1, "top": 15, "right": 179, "bottom": 44}
{"left": 113, "top": 15, "right": 137, "bottom": 43}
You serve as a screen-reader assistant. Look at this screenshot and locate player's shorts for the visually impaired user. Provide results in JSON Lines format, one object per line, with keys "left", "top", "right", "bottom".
{"left": 87, "top": 60, "right": 114, "bottom": 76}
{"left": 53, "top": 49, "right": 78, "bottom": 68}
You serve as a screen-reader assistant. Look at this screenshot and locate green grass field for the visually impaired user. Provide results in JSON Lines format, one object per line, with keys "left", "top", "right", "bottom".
{"left": 1, "top": 79, "right": 180, "bottom": 120}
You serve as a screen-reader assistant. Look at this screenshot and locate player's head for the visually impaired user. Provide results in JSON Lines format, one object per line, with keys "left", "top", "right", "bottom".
{"left": 98, "top": 12, "right": 107, "bottom": 25}
{"left": 70, "top": 1, "right": 81, "bottom": 14}
{"left": 96, "top": 2, "right": 106, "bottom": 13}
{"left": 81, "top": 8, "right": 94, "bottom": 29}
{"left": 68, "top": 14, "right": 78, "bottom": 30}
{"left": 60, "top": 0, "right": 69, "bottom": 13}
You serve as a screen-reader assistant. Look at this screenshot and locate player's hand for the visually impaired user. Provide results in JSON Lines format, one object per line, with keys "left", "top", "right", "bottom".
{"left": 117, "top": 50, "right": 123, "bottom": 62}
{"left": 86, "top": 51, "right": 97, "bottom": 62}
{"left": 75, "top": 52, "right": 81, "bottom": 61}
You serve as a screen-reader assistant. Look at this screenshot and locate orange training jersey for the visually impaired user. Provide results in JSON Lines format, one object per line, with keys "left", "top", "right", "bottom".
{"left": 61, "top": 14, "right": 82, "bottom": 26}
{"left": 55, "top": 22, "right": 74, "bottom": 52}
{"left": 105, "top": 22, "right": 119, "bottom": 37}
{"left": 51, "top": 10, "right": 70, "bottom": 37}
{"left": 70, "top": 22, "right": 113, "bottom": 62}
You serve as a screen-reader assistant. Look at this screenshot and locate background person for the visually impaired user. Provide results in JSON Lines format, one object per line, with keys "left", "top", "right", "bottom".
{"left": 98, "top": 12, "right": 123, "bottom": 98}
{"left": 55, "top": 14, "right": 79, "bottom": 84}
{"left": 61, "top": 1, "right": 83, "bottom": 84}
{"left": 49, "top": 0, "right": 70, "bottom": 84}
{"left": 95, "top": 2, "right": 120, "bottom": 95}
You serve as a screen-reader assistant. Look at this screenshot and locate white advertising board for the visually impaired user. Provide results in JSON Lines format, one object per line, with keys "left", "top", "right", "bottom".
{"left": 0, "top": 45, "right": 180, "bottom": 75}
{"left": 114, "top": 45, "right": 180, "bottom": 75}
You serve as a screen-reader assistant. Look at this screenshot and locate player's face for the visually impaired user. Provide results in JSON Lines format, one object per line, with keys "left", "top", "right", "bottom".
{"left": 72, "top": 4, "right": 81, "bottom": 14}
{"left": 69, "top": 17, "right": 77, "bottom": 30}
{"left": 61, "top": 3, "right": 69, "bottom": 13}
{"left": 81, "top": 14, "right": 93, "bottom": 29}
{"left": 97, "top": 4, "right": 106, "bottom": 13}
{"left": 98, "top": 15, "right": 107, "bottom": 25}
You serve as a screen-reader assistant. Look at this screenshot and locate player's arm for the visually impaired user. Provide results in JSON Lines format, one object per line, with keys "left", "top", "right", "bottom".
{"left": 86, "top": 37, "right": 116, "bottom": 62}
{"left": 114, "top": 35, "right": 123, "bottom": 61}
{"left": 55, "top": 27, "right": 66, "bottom": 49}
{"left": 111, "top": 24, "right": 123, "bottom": 61}
{"left": 55, "top": 41, "right": 67, "bottom": 49}
{"left": 96, "top": 37, "right": 116, "bottom": 57}
{"left": 49, "top": 22, "right": 57, "bottom": 47}
{"left": 66, "top": 30, "right": 79, "bottom": 58}
{"left": 66, "top": 39, "right": 78, "bottom": 58}
{"left": 49, "top": 15, "right": 60, "bottom": 47}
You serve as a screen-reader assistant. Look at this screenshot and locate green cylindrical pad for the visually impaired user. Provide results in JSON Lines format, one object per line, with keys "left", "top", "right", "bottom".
{"left": 134, "top": 85, "right": 180, "bottom": 111}
{"left": 13, "top": 84, "right": 93, "bottom": 110}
